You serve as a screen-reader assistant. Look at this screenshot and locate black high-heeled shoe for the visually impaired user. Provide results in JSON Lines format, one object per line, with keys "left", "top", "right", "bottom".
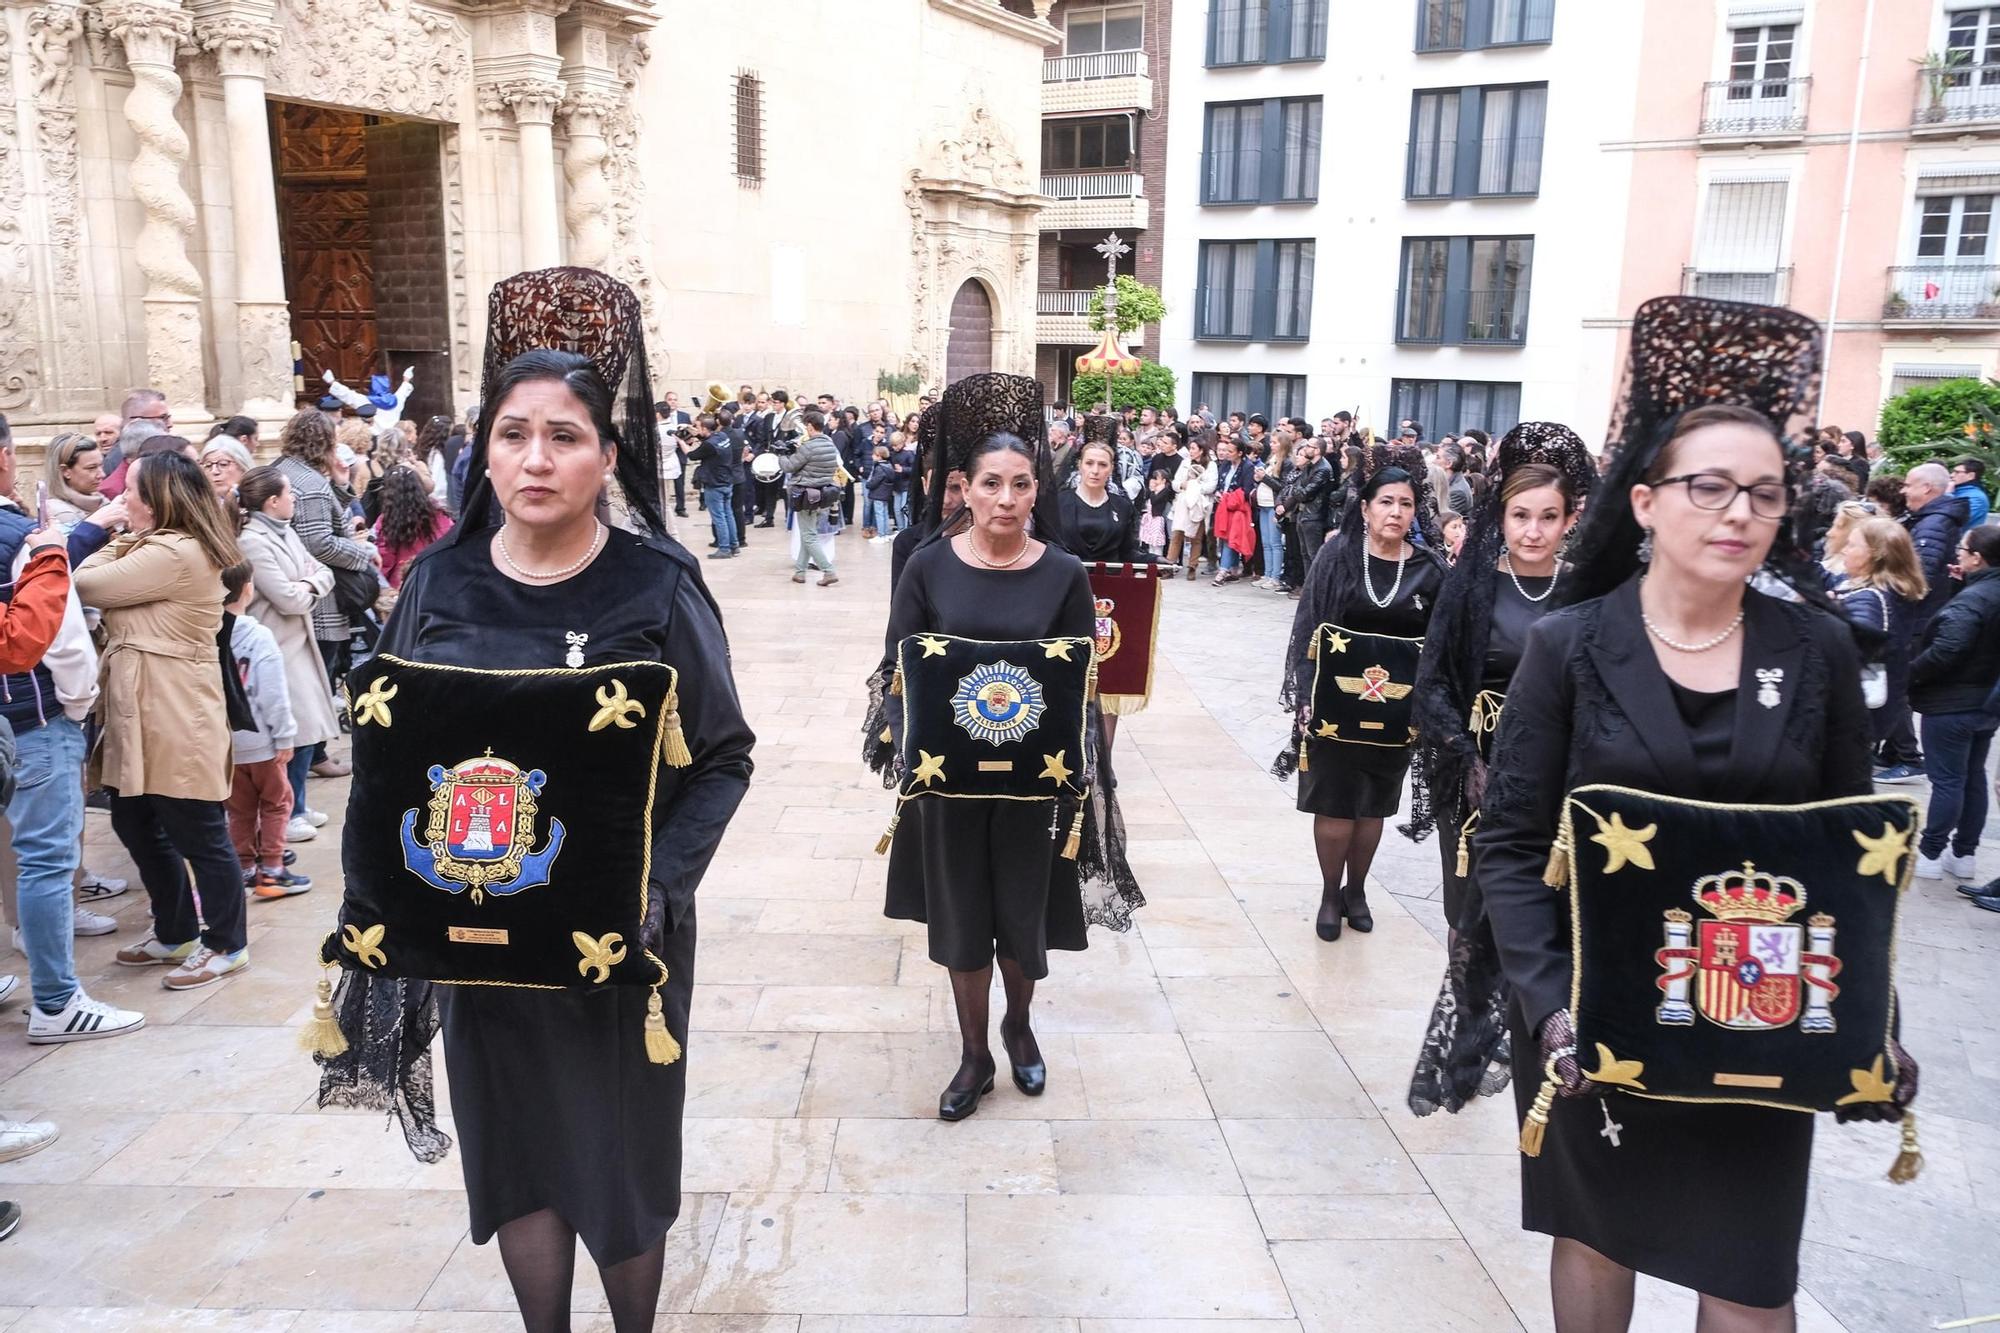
{"left": 1342, "top": 886, "right": 1375, "bottom": 933}
{"left": 1316, "top": 893, "right": 1343, "bottom": 942}
{"left": 1001, "top": 1024, "right": 1046, "bottom": 1096}
{"left": 939, "top": 1056, "right": 996, "bottom": 1121}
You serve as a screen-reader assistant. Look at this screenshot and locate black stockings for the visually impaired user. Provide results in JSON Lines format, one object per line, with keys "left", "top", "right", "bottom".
{"left": 497, "top": 1207, "right": 667, "bottom": 1333}
{"left": 1311, "top": 815, "right": 1385, "bottom": 910}
{"left": 945, "top": 958, "right": 1039, "bottom": 1090}
{"left": 1549, "top": 1236, "right": 1794, "bottom": 1333}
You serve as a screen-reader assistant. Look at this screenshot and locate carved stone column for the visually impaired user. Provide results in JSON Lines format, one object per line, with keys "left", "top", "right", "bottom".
{"left": 103, "top": 1, "right": 208, "bottom": 416}
{"left": 198, "top": 13, "right": 291, "bottom": 417}
{"left": 489, "top": 78, "right": 565, "bottom": 270}
{"left": 559, "top": 88, "right": 617, "bottom": 269}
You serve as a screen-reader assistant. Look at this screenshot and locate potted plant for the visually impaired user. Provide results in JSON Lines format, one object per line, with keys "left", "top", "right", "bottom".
{"left": 1915, "top": 50, "right": 1970, "bottom": 124}
{"left": 1884, "top": 291, "right": 1910, "bottom": 319}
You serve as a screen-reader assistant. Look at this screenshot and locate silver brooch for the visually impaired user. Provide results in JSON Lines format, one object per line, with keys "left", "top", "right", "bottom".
{"left": 564, "top": 631, "right": 589, "bottom": 669}
{"left": 1755, "top": 667, "right": 1784, "bottom": 710}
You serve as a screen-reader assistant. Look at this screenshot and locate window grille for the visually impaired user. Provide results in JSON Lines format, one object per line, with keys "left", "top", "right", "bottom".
{"left": 733, "top": 70, "right": 764, "bottom": 185}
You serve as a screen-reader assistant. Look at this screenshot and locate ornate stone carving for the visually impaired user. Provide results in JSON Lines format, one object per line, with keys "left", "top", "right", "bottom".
{"left": 270, "top": 0, "right": 469, "bottom": 122}
{"left": 198, "top": 17, "right": 279, "bottom": 76}
{"left": 560, "top": 88, "right": 618, "bottom": 270}
{"left": 903, "top": 175, "right": 933, "bottom": 388}
{"left": 30, "top": 3, "right": 92, "bottom": 396}
{"left": 492, "top": 77, "right": 566, "bottom": 125}
{"left": 105, "top": 1, "right": 207, "bottom": 408}
{"left": 441, "top": 126, "right": 473, "bottom": 397}
{"left": 237, "top": 303, "right": 292, "bottom": 401}
{"left": 28, "top": 3, "right": 85, "bottom": 101}
{"left": 925, "top": 103, "right": 1030, "bottom": 194}
{"left": 602, "top": 35, "right": 663, "bottom": 364}
{"left": 0, "top": 28, "right": 41, "bottom": 412}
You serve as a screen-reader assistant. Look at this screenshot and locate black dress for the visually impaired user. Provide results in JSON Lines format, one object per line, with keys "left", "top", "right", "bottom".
{"left": 1295, "top": 552, "right": 1446, "bottom": 819}
{"left": 883, "top": 538, "right": 1096, "bottom": 978}
{"left": 378, "top": 528, "right": 755, "bottom": 1266}
{"left": 1477, "top": 577, "right": 1873, "bottom": 1309}
{"left": 1056, "top": 488, "right": 1147, "bottom": 564}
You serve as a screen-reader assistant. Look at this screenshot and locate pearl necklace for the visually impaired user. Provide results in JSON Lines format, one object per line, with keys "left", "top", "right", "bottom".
{"left": 965, "top": 531, "right": 1030, "bottom": 570}
{"left": 496, "top": 521, "right": 604, "bottom": 581}
{"left": 1502, "top": 553, "right": 1559, "bottom": 603}
{"left": 1639, "top": 579, "right": 1745, "bottom": 653}
{"left": 1361, "top": 540, "right": 1409, "bottom": 608}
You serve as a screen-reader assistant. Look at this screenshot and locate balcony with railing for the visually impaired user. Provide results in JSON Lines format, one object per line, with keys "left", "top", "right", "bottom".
{"left": 1040, "top": 171, "right": 1149, "bottom": 230}
{"left": 1913, "top": 64, "right": 2000, "bottom": 133}
{"left": 1035, "top": 289, "right": 1146, "bottom": 347}
{"left": 1699, "top": 76, "right": 1811, "bottom": 141}
{"left": 1883, "top": 265, "right": 2000, "bottom": 323}
{"left": 1682, "top": 267, "right": 1793, "bottom": 305}
{"left": 1041, "top": 49, "right": 1152, "bottom": 114}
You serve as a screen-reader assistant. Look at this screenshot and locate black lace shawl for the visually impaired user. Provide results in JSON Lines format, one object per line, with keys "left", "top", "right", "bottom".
{"left": 1273, "top": 444, "right": 1445, "bottom": 778}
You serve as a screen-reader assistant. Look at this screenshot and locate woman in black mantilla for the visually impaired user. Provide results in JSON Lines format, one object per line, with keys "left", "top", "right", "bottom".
{"left": 1403, "top": 423, "right": 1593, "bottom": 1116}
{"left": 1475, "top": 297, "right": 1914, "bottom": 1325}
{"left": 880, "top": 373, "right": 1142, "bottom": 1120}
{"left": 318, "top": 269, "right": 755, "bottom": 1332}
{"left": 1278, "top": 444, "right": 1446, "bottom": 941}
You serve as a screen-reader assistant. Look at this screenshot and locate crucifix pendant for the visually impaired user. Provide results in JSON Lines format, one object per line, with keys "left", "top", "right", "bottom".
{"left": 1599, "top": 1100, "right": 1623, "bottom": 1149}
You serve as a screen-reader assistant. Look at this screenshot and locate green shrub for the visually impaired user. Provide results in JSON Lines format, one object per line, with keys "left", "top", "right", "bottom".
{"left": 1876, "top": 377, "right": 2000, "bottom": 495}
{"left": 1070, "top": 361, "right": 1177, "bottom": 413}
{"left": 1087, "top": 276, "right": 1167, "bottom": 333}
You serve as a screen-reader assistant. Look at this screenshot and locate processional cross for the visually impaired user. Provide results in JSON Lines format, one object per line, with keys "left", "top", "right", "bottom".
{"left": 1093, "top": 232, "right": 1133, "bottom": 413}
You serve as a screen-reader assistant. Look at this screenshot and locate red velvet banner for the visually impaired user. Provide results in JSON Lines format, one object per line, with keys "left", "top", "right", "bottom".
{"left": 1084, "top": 561, "right": 1162, "bottom": 714}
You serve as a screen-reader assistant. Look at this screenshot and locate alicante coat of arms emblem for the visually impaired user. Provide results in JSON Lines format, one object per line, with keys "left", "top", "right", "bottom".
{"left": 399, "top": 751, "right": 567, "bottom": 903}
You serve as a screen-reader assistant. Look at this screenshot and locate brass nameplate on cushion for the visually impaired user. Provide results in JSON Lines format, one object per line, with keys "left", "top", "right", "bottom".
{"left": 977, "top": 761, "right": 1014, "bottom": 772}
{"left": 1712, "top": 1072, "right": 1783, "bottom": 1089}
{"left": 448, "top": 926, "right": 510, "bottom": 946}
{"left": 1359, "top": 721, "right": 1384, "bottom": 731}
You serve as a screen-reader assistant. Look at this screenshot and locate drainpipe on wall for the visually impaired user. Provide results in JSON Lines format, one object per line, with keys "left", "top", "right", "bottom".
{"left": 1820, "top": 0, "right": 1878, "bottom": 427}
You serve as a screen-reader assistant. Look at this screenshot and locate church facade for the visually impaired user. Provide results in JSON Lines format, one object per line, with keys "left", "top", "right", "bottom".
{"left": 0, "top": 0, "right": 1052, "bottom": 437}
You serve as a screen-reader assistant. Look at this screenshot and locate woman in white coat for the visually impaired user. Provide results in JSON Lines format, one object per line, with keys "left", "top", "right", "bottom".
{"left": 1169, "top": 432, "right": 1219, "bottom": 581}
{"left": 235, "top": 466, "right": 339, "bottom": 842}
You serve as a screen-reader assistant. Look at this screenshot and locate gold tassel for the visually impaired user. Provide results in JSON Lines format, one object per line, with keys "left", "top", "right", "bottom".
{"left": 875, "top": 811, "right": 901, "bottom": 855}
{"left": 1297, "top": 740, "right": 1309, "bottom": 772}
{"left": 1542, "top": 836, "right": 1569, "bottom": 888}
{"left": 1061, "top": 803, "right": 1085, "bottom": 860}
{"left": 1455, "top": 829, "right": 1471, "bottom": 879}
{"left": 889, "top": 668, "right": 903, "bottom": 697}
{"left": 1307, "top": 632, "right": 1319, "bottom": 661}
{"left": 1887, "top": 1112, "right": 1924, "bottom": 1184}
{"left": 1085, "top": 661, "right": 1098, "bottom": 702}
{"left": 643, "top": 988, "right": 682, "bottom": 1065}
{"left": 661, "top": 685, "right": 693, "bottom": 768}
{"left": 1519, "top": 1064, "right": 1559, "bottom": 1157}
{"left": 300, "top": 971, "right": 349, "bottom": 1058}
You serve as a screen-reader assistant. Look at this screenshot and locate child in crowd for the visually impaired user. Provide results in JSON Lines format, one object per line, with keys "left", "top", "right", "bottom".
{"left": 1139, "top": 470, "right": 1173, "bottom": 558}
{"left": 865, "top": 442, "right": 899, "bottom": 540}
{"left": 223, "top": 563, "right": 312, "bottom": 899}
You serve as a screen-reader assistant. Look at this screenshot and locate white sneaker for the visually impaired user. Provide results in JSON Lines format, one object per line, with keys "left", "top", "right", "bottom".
{"left": 161, "top": 946, "right": 248, "bottom": 991}
{"left": 285, "top": 816, "right": 319, "bottom": 843}
{"left": 0, "top": 1120, "right": 58, "bottom": 1163}
{"left": 1942, "top": 850, "right": 1979, "bottom": 880}
{"left": 304, "top": 808, "right": 330, "bottom": 829}
{"left": 1914, "top": 853, "right": 1944, "bottom": 880}
{"left": 26, "top": 988, "right": 144, "bottom": 1044}
{"left": 78, "top": 870, "right": 128, "bottom": 901}
{"left": 0, "top": 974, "right": 18, "bottom": 1008}
{"left": 73, "top": 908, "right": 117, "bottom": 937}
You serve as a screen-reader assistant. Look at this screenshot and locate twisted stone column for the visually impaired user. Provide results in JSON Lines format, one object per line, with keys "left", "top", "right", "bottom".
{"left": 560, "top": 88, "right": 618, "bottom": 270}
{"left": 488, "top": 78, "right": 566, "bottom": 269}
{"left": 200, "top": 16, "right": 292, "bottom": 417}
{"left": 104, "top": 1, "right": 207, "bottom": 416}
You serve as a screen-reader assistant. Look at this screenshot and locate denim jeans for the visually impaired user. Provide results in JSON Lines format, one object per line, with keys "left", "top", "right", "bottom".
{"left": 869, "top": 499, "right": 895, "bottom": 534}
{"left": 894, "top": 490, "right": 912, "bottom": 528}
{"left": 1259, "top": 507, "right": 1282, "bottom": 579}
{"left": 111, "top": 793, "right": 249, "bottom": 954}
{"left": 1219, "top": 543, "right": 1243, "bottom": 574}
{"left": 286, "top": 745, "right": 314, "bottom": 822}
{"left": 702, "top": 483, "right": 738, "bottom": 552}
{"left": 10, "top": 716, "right": 86, "bottom": 1011}
{"left": 1918, "top": 711, "right": 1999, "bottom": 858}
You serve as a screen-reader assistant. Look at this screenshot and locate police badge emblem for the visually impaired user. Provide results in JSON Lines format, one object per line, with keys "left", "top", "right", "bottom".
{"left": 400, "top": 751, "right": 566, "bottom": 903}
{"left": 951, "top": 660, "right": 1047, "bottom": 747}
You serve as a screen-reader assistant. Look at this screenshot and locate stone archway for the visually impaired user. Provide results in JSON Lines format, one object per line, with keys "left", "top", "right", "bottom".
{"left": 945, "top": 279, "right": 994, "bottom": 381}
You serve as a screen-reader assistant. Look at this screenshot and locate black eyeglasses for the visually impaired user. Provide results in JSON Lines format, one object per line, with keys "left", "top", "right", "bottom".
{"left": 1649, "top": 473, "right": 1789, "bottom": 520}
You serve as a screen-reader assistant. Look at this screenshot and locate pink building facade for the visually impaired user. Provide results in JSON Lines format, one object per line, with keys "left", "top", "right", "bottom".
{"left": 1599, "top": 0, "right": 2000, "bottom": 434}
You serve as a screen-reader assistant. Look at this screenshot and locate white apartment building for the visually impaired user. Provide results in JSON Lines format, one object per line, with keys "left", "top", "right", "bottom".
{"left": 1159, "top": 0, "right": 1641, "bottom": 440}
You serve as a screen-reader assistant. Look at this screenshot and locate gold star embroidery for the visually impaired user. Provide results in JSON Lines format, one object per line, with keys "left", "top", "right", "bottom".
{"left": 1853, "top": 822, "right": 1912, "bottom": 886}
{"left": 1588, "top": 811, "right": 1657, "bottom": 874}
{"left": 1324, "top": 630, "right": 1350, "bottom": 654}
{"left": 1040, "top": 750, "right": 1073, "bottom": 784}
{"left": 1314, "top": 721, "right": 1339, "bottom": 739}
{"left": 588, "top": 679, "right": 648, "bottom": 732}
{"left": 342, "top": 923, "right": 387, "bottom": 970}
{"left": 911, "top": 751, "right": 946, "bottom": 787}
{"left": 351, "top": 678, "right": 397, "bottom": 728}
{"left": 1043, "top": 640, "right": 1077, "bottom": 661}
{"left": 916, "top": 635, "right": 950, "bottom": 658}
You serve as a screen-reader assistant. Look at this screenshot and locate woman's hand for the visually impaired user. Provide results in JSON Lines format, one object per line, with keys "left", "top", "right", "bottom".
{"left": 25, "top": 522, "right": 65, "bottom": 552}
{"left": 1463, "top": 756, "right": 1489, "bottom": 811}
{"left": 93, "top": 496, "right": 131, "bottom": 531}
{"left": 1834, "top": 1039, "right": 1919, "bottom": 1122}
{"left": 1538, "top": 1008, "right": 1595, "bottom": 1098}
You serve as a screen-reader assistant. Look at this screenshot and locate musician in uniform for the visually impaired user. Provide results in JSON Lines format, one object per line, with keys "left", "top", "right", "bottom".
{"left": 1475, "top": 297, "right": 1913, "bottom": 1326}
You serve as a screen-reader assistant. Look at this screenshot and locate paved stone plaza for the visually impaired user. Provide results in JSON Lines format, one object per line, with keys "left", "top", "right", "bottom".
{"left": 0, "top": 530, "right": 1994, "bottom": 1332}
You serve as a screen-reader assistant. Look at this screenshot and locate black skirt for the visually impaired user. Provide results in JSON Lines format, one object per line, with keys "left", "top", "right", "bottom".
{"left": 1295, "top": 739, "right": 1414, "bottom": 820}
{"left": 885, "top": 797, "right": 1087, "bottom": 978}
{"left": 438, "top": 904, "right": 698, "bottom": 1267}
{"left": 1506, "top": 998, "right": 1814, "bottom": 1309}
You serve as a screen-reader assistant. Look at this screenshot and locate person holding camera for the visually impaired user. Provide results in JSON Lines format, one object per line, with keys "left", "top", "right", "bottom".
{"left": 779, "top": 408, "right": 842, "bottom": 587}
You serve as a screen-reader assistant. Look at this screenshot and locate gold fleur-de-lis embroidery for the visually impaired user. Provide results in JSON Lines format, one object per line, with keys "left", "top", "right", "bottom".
{"left": 352, "top": 678, "right": 397, "bottom": 728}
{"left": 1853, "top": 822, "right": 1912, "bottom": 886}
{"left": 573, "top": 931, "right": 627, "bottom": 983}
{"left": 1582, "top": 1043, "right": 1647, "bottom": 1091}
{"left": 342, "top": 923, "right": 387, "bottom": 969}
{"left": 589, "top": 679, "right": 648, "bottom": 732}
{"left": 1588, "top": 811, "right": 1657, "bottom": 874}
{"left": 1834, "top": 1054, "right": 1896, "bottom": 1106}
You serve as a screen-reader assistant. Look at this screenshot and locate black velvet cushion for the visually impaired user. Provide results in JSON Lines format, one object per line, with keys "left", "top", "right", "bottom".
{"left": 1565, "top": 785, "right": 1918, "bottom": 1113}
{"left": 896, "top": 634, "right": 1091, "bottom": 801}
{"left": 322, "top": 654, "right": 675, "bottom": 988}
{"left": 1307, "top": 624, "right": 1423, "bottom": 750}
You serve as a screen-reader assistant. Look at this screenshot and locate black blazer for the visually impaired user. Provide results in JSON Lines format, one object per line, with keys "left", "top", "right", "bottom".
{"left": 1474, "top": 577, "right": 1873, "bottom": 1034}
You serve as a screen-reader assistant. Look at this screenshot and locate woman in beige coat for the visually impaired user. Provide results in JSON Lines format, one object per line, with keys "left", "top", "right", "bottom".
{"left": 76, "top": 452, "right": 252, "bottom": 992}
{"left": 236, "top": 465, "right": 339, "bottom": 840}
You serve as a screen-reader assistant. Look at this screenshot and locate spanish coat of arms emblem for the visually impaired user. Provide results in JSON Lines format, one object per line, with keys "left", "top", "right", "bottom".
{"left": 1654, "top": 862, "right": 1842, "bottom": 1034}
